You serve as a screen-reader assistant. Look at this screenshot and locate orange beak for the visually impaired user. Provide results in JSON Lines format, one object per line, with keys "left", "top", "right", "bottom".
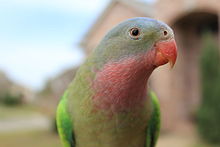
{"left": 153, "top": 39, "right": 177, "bottom": 68}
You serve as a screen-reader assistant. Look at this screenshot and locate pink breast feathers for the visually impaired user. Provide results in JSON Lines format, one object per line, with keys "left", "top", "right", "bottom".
{"left": 92, "top": 53, "right": 155, "bottom": 113}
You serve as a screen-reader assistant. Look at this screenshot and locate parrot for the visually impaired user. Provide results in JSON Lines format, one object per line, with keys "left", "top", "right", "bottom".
{"left": 56, "top": 17, "right": 177, "bottom": 147}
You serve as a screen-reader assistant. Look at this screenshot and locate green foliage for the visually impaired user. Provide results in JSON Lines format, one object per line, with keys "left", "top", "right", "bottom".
{"left": 0, "top": 92, "right": 23, "bottom": 106}
{"left": 198, "top": 32, "right": 220, "bottom": 144}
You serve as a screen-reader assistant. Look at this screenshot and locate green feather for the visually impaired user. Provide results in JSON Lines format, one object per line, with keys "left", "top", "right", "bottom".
{"left": 56, "top": 91, "right": 75, "bottom": 147}
{"left": 146, "top": 91, "right": 161, "bottom": 147}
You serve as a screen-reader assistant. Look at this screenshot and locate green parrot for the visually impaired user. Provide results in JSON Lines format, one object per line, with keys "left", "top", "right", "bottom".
{"left": 56, "top": 17, "right": 177, "bottom": 147}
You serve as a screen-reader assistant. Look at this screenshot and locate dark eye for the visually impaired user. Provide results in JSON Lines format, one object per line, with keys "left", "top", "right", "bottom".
{"left": 163, "top": 30, "right": 168, "bottom": 36}
{"left": 129, "top": 28, "right": 141, "bottom": 39}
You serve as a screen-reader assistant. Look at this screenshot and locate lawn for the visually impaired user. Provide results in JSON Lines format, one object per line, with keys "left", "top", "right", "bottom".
{"left": 0, "top": 104, "right": 60, "bottom": 147}
{"left": 0, "top": 104, "right": 39, "bottom": 119}
{"left": 0, "top": 130, "right": 61, "bottom": 147}
{"left": 0, "top": 104, "right": 218, "bottom": 147}
{"left": 0, "top": 128, "right": 218, "bottom": 147}
{"left": 157, "top": 132, "right": 218, "bottom": 147}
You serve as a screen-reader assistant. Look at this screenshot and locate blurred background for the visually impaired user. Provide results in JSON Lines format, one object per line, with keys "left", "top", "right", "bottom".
{"left": 0, "top": 0, "right": 219, "bottom": 146}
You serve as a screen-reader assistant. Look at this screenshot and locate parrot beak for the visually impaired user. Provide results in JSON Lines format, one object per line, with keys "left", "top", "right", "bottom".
{"left": 153, "top": 38, "right": 177, "bottom": 68}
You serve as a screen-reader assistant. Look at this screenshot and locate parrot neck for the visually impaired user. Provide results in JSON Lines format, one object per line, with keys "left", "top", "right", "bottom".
{"left": 92, "top": 51, "right": 156, "bottom": 112}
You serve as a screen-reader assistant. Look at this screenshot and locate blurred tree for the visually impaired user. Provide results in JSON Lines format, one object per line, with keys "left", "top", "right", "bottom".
{"left": 0, "top": 70, "right": 34, "bottom": 104}
{"left": 198, "top": 32, "right": 220, "bottom": 144}
{"left": 0, "top": 91, "right": 23, "bottom": 106}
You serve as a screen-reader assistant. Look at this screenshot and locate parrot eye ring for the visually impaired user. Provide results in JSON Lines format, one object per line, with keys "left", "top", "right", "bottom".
{"left": 129, "top": 28, "right": 141, "bottom": 39}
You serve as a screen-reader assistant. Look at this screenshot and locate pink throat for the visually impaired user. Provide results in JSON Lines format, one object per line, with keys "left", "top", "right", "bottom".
{"left": 92, "top": 51, "right": 155, "bottom": 112}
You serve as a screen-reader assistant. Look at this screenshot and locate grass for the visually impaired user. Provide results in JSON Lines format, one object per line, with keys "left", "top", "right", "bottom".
{"left": 0, "top": 130, "right": 61, "bottom": 147}
{"left": 0, "top": 104, "right": 41, "bottom": 119}
{"left": 0, "top": 104, "right": 60, "bottom": 147}
{"left": 0, "top": 126, "right": 218, "bottom": 147}
{"left": 156, "top": 132, "right": 219, "bottom": 147}
{"left": 194, "top": 144, "right": 218, "bottom": 147}
{"left": 194, "top": 142, "right": 220, "bottom": 147}
{"left": 0, "top": 104, "right": 218, "bottom": 147}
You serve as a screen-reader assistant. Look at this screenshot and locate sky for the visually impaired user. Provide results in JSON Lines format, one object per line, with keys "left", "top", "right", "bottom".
{"left": 0, "top": 0, "right": 155, "bottom": 91}
{"left": 0, "top": 0, "right": 112, "bottom": 90}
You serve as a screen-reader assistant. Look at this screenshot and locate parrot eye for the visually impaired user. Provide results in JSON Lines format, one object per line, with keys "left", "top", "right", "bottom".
{"left": 163, "top": 30, "right": 168, "bottom": 36}
{"left": 129, "top": 28, "right": 141, "bottom": 39}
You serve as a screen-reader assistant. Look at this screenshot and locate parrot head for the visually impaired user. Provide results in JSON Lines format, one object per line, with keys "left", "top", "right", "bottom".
{"left": 93, "top": 17, "right": 177, "bottom": 69}
{"left": 91, "top": 17, "right": 178, "bottom": 111}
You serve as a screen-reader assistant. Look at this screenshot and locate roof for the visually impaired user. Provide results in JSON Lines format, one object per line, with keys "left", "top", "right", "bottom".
{"left": 80, "top": 0, "right": 154, "bottom": 49}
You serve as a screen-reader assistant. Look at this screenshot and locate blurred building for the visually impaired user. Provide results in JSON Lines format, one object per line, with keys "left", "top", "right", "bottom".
{"left": 81, "top": 0, "right": 220, "bottom": 133}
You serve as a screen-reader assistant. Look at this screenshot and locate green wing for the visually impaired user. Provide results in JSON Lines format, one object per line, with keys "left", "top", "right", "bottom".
{"left": 146, "top": 91, "right": 161, "bottom": 147}
{"left": 56, "top": 91, "right": 75, "bottom": 147}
